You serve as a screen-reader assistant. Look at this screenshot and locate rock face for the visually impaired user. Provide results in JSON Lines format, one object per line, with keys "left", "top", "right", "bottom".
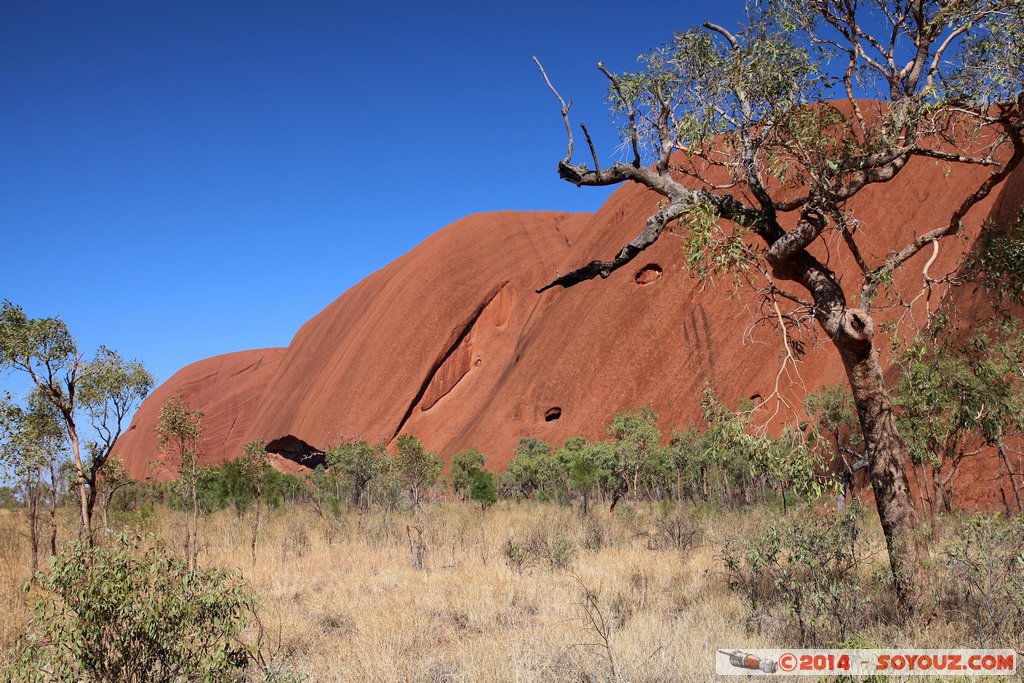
{"left": 119, "top": 348, "right": 285, "bottom": 479}
{"left": 118, "top": 154, "right": 1022, "bottom": 508}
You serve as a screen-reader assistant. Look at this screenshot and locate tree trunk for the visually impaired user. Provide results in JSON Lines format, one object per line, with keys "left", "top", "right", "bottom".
{"left": 190, "top": 479, "right": 199, "bottom": 570}
{"left": 250, "top": 499, "right": 261, "bottom": 565}
{"left": 48, "top": 463, "right": 58, "bottom": 557}
{"left": 930, "top": 466, "right": 943, "bottom": 544}
{"left": 65, "top": 418, "right": 91, "bottom": 538}
{"left": 27, "top": 475, "right": 40, "bottom": 579}
{"left": 838, "top": 334, "right": 920, "bottom": 608}
{"left": 997, "top": 439, "right": 1022, "bottom": 512}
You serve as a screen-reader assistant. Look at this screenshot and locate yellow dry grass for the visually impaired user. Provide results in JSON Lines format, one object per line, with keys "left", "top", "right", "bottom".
{"left": 0, "top": 501, "right": 776, "bottom": 681}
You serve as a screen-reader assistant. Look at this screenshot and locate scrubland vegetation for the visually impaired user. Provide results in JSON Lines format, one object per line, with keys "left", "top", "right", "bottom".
{"left": 3, "top": 490, "right": 1024, "bottom": 681}
{"left": 2, "top": 293, "right": 1023, "bottom": 680}
{"left": 2, "top": 0, "right": 1023, "bottom": 678}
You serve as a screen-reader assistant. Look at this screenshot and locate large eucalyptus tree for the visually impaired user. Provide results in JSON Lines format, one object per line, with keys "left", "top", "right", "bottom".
{"left": 534, "top": 0, "right": 1023, "bottom": 604}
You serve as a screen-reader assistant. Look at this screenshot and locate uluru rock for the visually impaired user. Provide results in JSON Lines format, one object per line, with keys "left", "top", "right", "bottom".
{"left": 117, "top": 150, "right": 1022, "bottom": 509}
{"left": 118, "top": 348, "right": 285, "bottom": 479}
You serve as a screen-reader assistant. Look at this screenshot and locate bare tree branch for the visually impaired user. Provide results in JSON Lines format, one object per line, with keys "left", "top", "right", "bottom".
{"left": 597, "top": 61, "right": 641, "bottom": 167}
{"left": 533, "top": 56, "right": 574, "bottom": 165}
{"left": 537, "top": 199, "right": 687, "bottom": 292}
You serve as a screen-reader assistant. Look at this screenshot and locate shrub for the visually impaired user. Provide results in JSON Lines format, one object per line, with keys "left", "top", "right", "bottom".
{"left": 5, "top": 534, "right": 255, "bottom": 683}
{"left": 723, "top": 502, "right": 890, "bottom": 646}
{"left": 645, "top": 501, "right": 703, "bottom": 551}
{"left": 943, "top": 514, "right": 1024, "bottom": 649}
{"left": 547, "top": 534, "right": 578, "bottom": 571}
{"left": 502, "top": 538, "right": 534, "bottom": 575}
{"left": 469, "top": 470, "right": 497, "bottom": 510}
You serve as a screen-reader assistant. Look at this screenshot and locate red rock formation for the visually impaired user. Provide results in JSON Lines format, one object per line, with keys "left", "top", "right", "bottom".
{"left": 117, "top": 348, "right": 285, "bottom": 479}
{"left": 116, "top": 154, "right": 1022, "bottom": 509}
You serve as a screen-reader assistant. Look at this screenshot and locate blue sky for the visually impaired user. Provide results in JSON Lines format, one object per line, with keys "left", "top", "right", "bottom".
{"left": 1, "top": 0, "right": 743, "bottom": 385}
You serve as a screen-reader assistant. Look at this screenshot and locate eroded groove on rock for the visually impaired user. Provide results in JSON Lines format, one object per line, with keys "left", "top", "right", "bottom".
{"left": 266, "top": 434, "right": 326, "bottom": 469}
{"left": 391, "top": 281, "right": 510, "bottom": 440}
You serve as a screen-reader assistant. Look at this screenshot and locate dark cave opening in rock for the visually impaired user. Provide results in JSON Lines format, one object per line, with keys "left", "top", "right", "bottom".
{"left": 545, "top": 407, "right": 562, "bottom": 422}
{"left": 265, "top": 434, "right": 326, "bottom": 469}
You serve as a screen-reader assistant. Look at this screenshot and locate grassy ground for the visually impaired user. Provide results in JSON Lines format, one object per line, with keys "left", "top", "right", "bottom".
{"left": 0, "top": 500, "right": 1006, "bottom": 681}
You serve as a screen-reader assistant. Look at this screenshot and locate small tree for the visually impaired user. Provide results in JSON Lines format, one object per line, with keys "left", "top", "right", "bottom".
{"left": 394, "top": 434, "right": 440, "bottom": 570}
{"left": 0, "top": 392, "right": 66, "bottom": 577}
{"left": 326, "top": 439, "right": 387, "bottom": 511}
{"left": 559, "top": 436, "right": 603, "bottom": 515}
{"left": 805, "top": 383, "right": 862, "bottom": 502}
{"left": 893, "top": 320, "right": 1024, "bottom": 534}
{"left": 608, "top": 406, "right": 661, "bottom": 511}
{"left": 394, "top": 434, "right": 441, "bottom": 511}
{"left": 239, "top": 439, "right": 270, "bottom": 564}
{"left": 450, "top": 447, "right": 486, "bottom": 500}
{"left": 155, "top": 396, "right": 203, "bottom": 571}
{"left": 95, "top": 454, "right": 131, "bottom": 535}
{"left": 0, "top": 302, "right": 152, "bottom": 538}
{"left": 469, "top": 470, "right": 498, "bottom": 511}
{"left": 80, "top": 347, "right": 154, "bottom": 528}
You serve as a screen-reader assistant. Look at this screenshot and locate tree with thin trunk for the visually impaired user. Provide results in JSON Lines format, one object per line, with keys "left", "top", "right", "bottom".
{"left": 326, "top": 439, "right": 387, "bottom": 512}
{"left": 450, "top": 447, "right": 486, "bottom": 501}
{"left": 608, "top": 406, "right": 660, "bottom": 512}
{"left": 80, "top": 347, "right": 153, "bottom": 529}
{"left": 0, "top": 391, "right": 66, "bottom": 578}
{"left": 0, "top": 303, "right": 152, "bottom": 540}
{"left": 395, "top": 434, "right": 440, "bottom": 569}
{"left": 0, "top": 302, "right": 90, "bottom": 537}
{"left": 533, "top": 1, "right": 1023, "bottom": 607}
{"left": 155, "top": 396, "right": 202, "bottom": 571}
{"left": 240, "top": 438, "right": 269, "bottom": 564}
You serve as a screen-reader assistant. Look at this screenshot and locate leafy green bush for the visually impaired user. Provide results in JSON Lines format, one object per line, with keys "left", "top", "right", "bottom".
{"left": 943, "top": 514, "right": 1024, "bottom": 650}
{"left": 502, "top": 538, "right": 534, "bottom": 575}
{"left": 469, "top": 470, "right": 497, "bottom": 510}
{"left": 5, "top": 534, "right": 256, "bottom": 683}
{"left": 723, "top": 502, "right": 891, "bottom": 646}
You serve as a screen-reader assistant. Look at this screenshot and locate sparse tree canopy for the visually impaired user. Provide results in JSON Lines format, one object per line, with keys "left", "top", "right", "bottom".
{"left": 534, "top": 0, "right": 1023, "bottom": 607}
{"left": 156, "top": 396, "right": 203, "bottom": 570}
{"left": 0, "top": 301, "right": 152, "bottom": 538}
{"left": 394, "top": 434, "right": 441, "bottom": 509}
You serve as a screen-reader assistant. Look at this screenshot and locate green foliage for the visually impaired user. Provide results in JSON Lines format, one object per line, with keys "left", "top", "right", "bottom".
{"left": 501, "top": 531, "right": 577, "bottom": 574}
{"left": 679, "top": 198, "right": 756, "bottom": 283}
{"left": 723, "top": 502, "right": 885, "bottom": 646}
{"left": 155, "top": 396, "right": 202, "bottom": 482}
{"left": 966, "top": 212, "right": 1024, "bottom": 307}
{"left": 394, "top": 434, "right": 440, "bottom": 508}
{"left": 748, "top": 426, "right": 834, "bottom": 502}
{"left": 501, "top": 438, "right": 556, "bottom": 499}
{"left": 80, "top": 347, "right": 154, "bottom": 464}
{"left": 501, "top": 538, "right": 534, "bottom": 575}
{"left": 239, "top": 439, "right": 270, "bottom": 492}
{"left": 608, "top": 406, "right": 661, "bottom": 498}
{"left": 0, "top": 392, "right": 66, "bottom": 481}
{"left": 5, "top": 534, "right": 255, "bottom": 682}
{"left": 804, "top": 384, "right": 861, "bottom": 461}
{"left": 944, "top": 514, "right": 1024, "bottom": 649}
{"left": 450, "top": 447, "right": 486, "bottom": 497}
{"left": 325, "top": 440, "right": 388, "bottom": 509}
{"left": 0, "top": 301, "right": 78, "bottom": 411}
{"left": 893, "top": 321, "right": 1024, "bottom": 483}
{"left": 469, "top": 470, "right": 497, "bottom": 510}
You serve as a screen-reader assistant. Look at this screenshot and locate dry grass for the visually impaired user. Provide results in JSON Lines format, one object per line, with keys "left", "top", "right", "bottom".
{"left": 0, "top": 501, "right": 774, "bottom": 681}
{"left": 0, "top": 501, "right": 998, "bottom": 681}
